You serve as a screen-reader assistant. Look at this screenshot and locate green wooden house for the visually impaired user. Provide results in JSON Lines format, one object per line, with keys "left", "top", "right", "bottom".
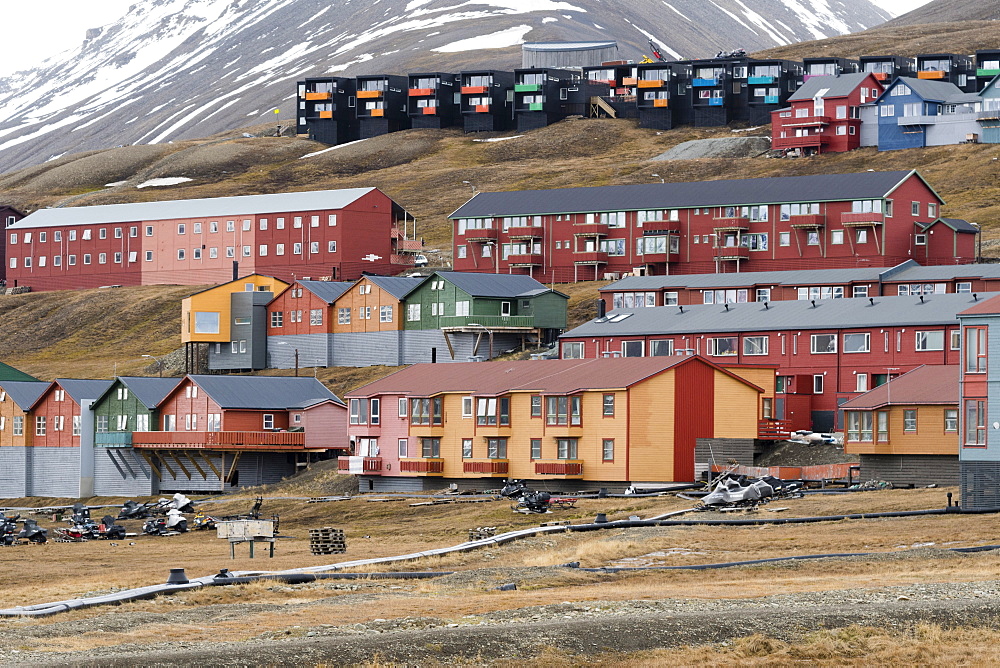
{"left": 0, "top": 361, "right": 38, "bottom": 382}
{"left": 91, "top": 377, "right": 183, "bottom": 496}
{"left": 402, "top": 271, "right": 568, "bottom": 360}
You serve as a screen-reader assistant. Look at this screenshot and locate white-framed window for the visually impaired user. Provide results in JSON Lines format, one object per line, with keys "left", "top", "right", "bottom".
{"left": 407, "top": 304, "right": 421, "bottom": 321}
{"left": 843, "top": 332, "right": 870, "bottom": 353}
{"left": 562, "top": 341, "right": 584, "bottom": 359}
{"left": 831, "top": 230, "right": 844, "bottom": 244}
{"left": 293, "top": 243, "right": 302, "bottom": 255}
{"left": 813, "top": 374, "right": 824, "bottom": 394}
{"left": 380, "top": 305, "right": 393, "bottom": 322}
{"left": 709, "top": 337, "right": 738, "bottom": 356}
{"left": 398, "top": 438, "right": 408, "bottom": 457}
{"left": 915, "top": 330, "right": 944, "bottom": 351}
{"left": 328, "top": 241, "right": 337, "bottom": 252}
{"left": 338, "top": 307, "right": 351, "bottom": 324}
{"left": 743, "top": 336, "right": 768, "bottom": 355}
{"left": 399, "top": 397, "right": 408, "bottom": 419}
{"left": 650, "top": 339, "right": 673, "bottom": 356}
{"left": 622, "top": 340, "right": 644, "bottom": 357}
{"left": 310, "top": 309, "right": 323, "bottom": 326}
{"left": 856, "top": 373, "right": 868, "bottom": 392}
{"left": 811, "top": 334, "right": 836, "bottom": 353}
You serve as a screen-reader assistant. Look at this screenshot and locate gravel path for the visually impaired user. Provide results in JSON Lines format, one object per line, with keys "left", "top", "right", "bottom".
{"left": 7, "top": 579, "right": 1000, "bottom": 666}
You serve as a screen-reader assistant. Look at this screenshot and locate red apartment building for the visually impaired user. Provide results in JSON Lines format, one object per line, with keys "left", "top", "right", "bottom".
{"left": 5, "top": 188, "right": 422, "bottom": 291}
{"left": 771, "top": 72, "right": 884, "bottom": 155}
{"left": 449, "top": 171, "right": 973, "bottom": 282}
{"left": 559, "top": 292, "right": 988, "bottom": 432}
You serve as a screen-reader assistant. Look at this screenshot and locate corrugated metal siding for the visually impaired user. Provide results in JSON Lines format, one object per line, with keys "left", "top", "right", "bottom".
{"left": 960, "top": 461, "right": 1000, "bottom": 509}
{"left": 924, "top": 114, "right": 979, "bottom": 146}
{"left": 695, "top": 438, "right": 755, "bottom": 480}
{"left": 333, "top": 331, "right": 403, "bottom": 366}
{"left": 860, "top": 453, "right": 959, "bottom": 487}
{"left": 159, "top": 452, "right": 229, "bottom": 492}
{"left": 0, "top": 447, "right": 27, "bottom": 498}
{"left": 267, "top": 334, "right": 332, "bottom": 368}
{"left": 94, "top": 448, "right": 156, "bottom": 496}
{"left": 157, "top": 452, "right": 296, "bottom": 492}
{"left": 401, "top": 330, "right": 523, "bottom": 363}
{"left": 27, "top": 448, "right": 81, "bottom": 497}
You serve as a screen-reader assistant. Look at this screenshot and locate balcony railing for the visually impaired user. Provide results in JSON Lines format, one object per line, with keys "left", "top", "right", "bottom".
{"left": 304, "top": 91, "right": 332, "bottom": 100}
{"left": 758, "top": 419, "right": 792, "bottom": 440}
{"left": 507, "top": 225, "right": 543, "bottom": 239}
{"left": 692, "top": 77, "right": 719, "bottom": 86}
{"left": 978, "top": 68, "right": 1000, "bottom": 77}
{"left": 463, "top": 228, "right": 497, "bottom": 241}
{"left": 573, "top": 251, "right": 609, "bottom": 264}
{"left": 399, "top": 458, "right": 444, "bottom": 474}
{"left": 131, "top": 431, "right": 306, "bottom": 450}
{"left": 841, "top": 211, "right": 885, "bottom": 225}
{"left": 783, "top": 115, "right": 829, "bottom": 127}
{"left": 461, "top": 85, "right": 489, "bottom": 94}
{"left": 514, "top": 83, "right": 542, "bottom": 92}
{"left": 337, "top": 456, "right": 383, "bottom": 474}
{"left": 897, "top": 115, "right": 936, "bottom": 126}
{"left": 714, "top": 246, "right": 750, "bottom": 260}
{"left": 871, "top": 72, "right": 891, "bottom": 81}
{"left": 535, "top": 460, "right": 584, "bottom": 476}
{"left": 786, "top": 214, "right": 826, "bottom": 228}
{"left": 786, "top": 134, "right": 830, "bottom": 147}
{"left": 438, "top": 315, "right": 534, "bottom": 329}
{"left": 637, "top": 79, "right": 665, "bottom": 88}
{"left": 917, "top": 70, "right": 947, "bottom": 79}
{"left": 408, "top": 87, "right": 434, "bottom": 96}
{"left": 572, "top": 223, "right": 609, "bottom": 236}
{"left": 357, "top": 90, "right": 383, "bottom": 98}
{"left": 95, "top": 432, "right": 133, "bottom": 447}
{"left": 463, "top": 459, "right": 509, "bottom": 475}
{"left": 748, "top": 75, "right": 776, "bottom": 84}
{"left": 507, "top": 253, "right": 544, "bottom": 266}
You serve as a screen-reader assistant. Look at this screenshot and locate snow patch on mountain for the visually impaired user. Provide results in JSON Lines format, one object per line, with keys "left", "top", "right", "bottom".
{"left": 434, "top": 25, "right": 534, "bottom": 52}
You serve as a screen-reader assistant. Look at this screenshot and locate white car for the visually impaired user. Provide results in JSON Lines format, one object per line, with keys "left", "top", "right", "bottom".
{"left": 413, "top": 254, "right": 428, "bottom": 267}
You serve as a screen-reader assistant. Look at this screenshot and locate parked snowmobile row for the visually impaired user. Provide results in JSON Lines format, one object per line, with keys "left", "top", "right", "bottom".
{"left": 499, "top": 480, "right": 578, "bottom": 514}
{"left": 0, "top": 512, "right": 48, "bottom": 545}
{"left": 695, "top": 473, "right": 804, "bottom": 510}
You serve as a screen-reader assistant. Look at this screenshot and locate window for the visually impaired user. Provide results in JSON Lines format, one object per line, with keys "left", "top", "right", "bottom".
{"left": 309, "top": 241, "right": 319, "bottom": 254}
{"left": 966, "top": 327, "right": 987, "bottom": 373}
{"left": 226, "top": 220, "right": 235, "bottom": 232}
{"left": 915, "top": 234, "right": 927, "bottom": 246}
{"left": 603, "top": 394, "right": 615, "bottom": 416}
{"left": 856, "top": 229, "right": 868, "bottom": 244}
{"left": 811, "top": 334, "right": 836, "bottom": 354}
{"left": 562, "top": 341, "right": 584, "bottom": 359}
{"left": 242, "top": 245, "right": 251, "bottom": 257}
{"left": 98, "top": 253, "right": 106, "bottom": 264}
{"left": 911, "top": 201, "right": 920, "bottom": 216}
{"left": 84, "top": 254, "right": 91, "bottom": 265}
{"left": 379, "top": 305, "right": 393, "bottom": 322}
{"left": 843, "top": 333, "right": 870, "bottom": 353}
{"left": 410, "top": 397, "right": 442, "bottom": 425}
{"left": 35, "top": 416, "right": 46, "bottom": 436}
{"left": 226, "top": 246, "right": 235, "bottom": 258}
{"left": 531, "top": 438, "right": 542, "bottom": 459}
{"left": 622, "top": 340, "right": 644, "bottom": 357}
{"left": 461, "top": 396, "right": 474, "bottom": 418}
{"left": 349, "top": 398, "right": 368, "bottom": 425}
{"left": 951, "top": 330, "right": 961, "bottom": 351}
{"left": 602, "top": 439, "right": 615, "bottom": 461}
{"left": 95, "top": 415, "right": 108, "bottom": 433}
{"left": 557, "top": 438, "right": 578, "bottom": 459}
{"left": 421, "top": 438, "right": 441, "bottom": 458}
{"left": 177, "top": 249, "right": 186, "bottom": 261}
{"left": 709, "top": 337, "right": 738, "bottom": 356}
{"left": 338, "top": 307, "right": 351, "bottom": 324}
{"left": 263, "top": 414, "right": 274, "bottom": 430}
{"left": 407, "top": 304, "right": 421, "bottom": 321}
{"left": 12, "top": 416, "right": 23, "bottom": 436}
{"left": 831, "top": 230, "right": 844, "bottom": 245}
{"left": 370, "top": 398, "right": 380, "bottom": 425}
{"left": 856, "top": 373, "right": 868, "bottom": 392}
{"left": 853, "top": 285, "right": 869, "bottom": 298}
{"left": 903, "top": 409, "right": 917, "bottom": 432}
{"left": 846, "top": 411, "right": 873, "bottom": 442}
{"left": 945, "top": 409, "right": 958, "bottom": 432}
{"left": 966, "top": 400, "right": 986, "bottom": 445}
{"left": 650, "top": 340, "right": 673, "bottom": 356}
{"left": 915, "top": 330, "right": 944, "bottom": 351}
{"left": 399, "top": 397, "right": 409, "bottom": 419}
{"left": 487, "top": 438, "right": 507, "bottom": 459}
{"left": 813, "top": 374, "right": 824, "bottom": 394}
{"left": 398, "top": 438, "right": 408, "bottom": 458}
{"left": 270, "top": 311, "right": 283, "bottom": 328}
{"left": 530, "top": 395, "right": 542, "bottom": 417}
{"left": 136, "top": 414, "right": 150, "bottom": 432}
{"left": 743, "top": 336, "right": 768, "bottom": 356}
{"left": 462, "top": 438, "right": 473, "bottom": 458}
{"left": 310, "top": 309, "right": 323, "bottom": 326}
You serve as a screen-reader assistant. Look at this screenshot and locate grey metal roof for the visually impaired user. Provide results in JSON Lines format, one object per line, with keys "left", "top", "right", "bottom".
{"left": 93, "top": 377, "right": 183, "bottom": 410}
{"left": 365, "top": 275, "right": 424, "bottom": 299}
{"left": 788, "top": 72, "right": 875, "bottom": 101}
{"left": 1, "top": 380, "right": 48, "bottom": 410}
{"left": 11, "top": 188, "right": 378, "bottom": 228}
{"left": 449, "top": 171, "right": 920, "bottom": 218}
{"left": 299, "top": 280, "right": 354, "bottom": 304}
{"left": 436, "top": 271, "right": 565, "bottom": 299}
{"left": 880, "top": 77, "right": 964, "bottom": 103}
{"left": 186, "top": 375, "right": 344, "bottom": 409}
{"left": 46, "top": 379, "right": 116, "bottom": 407}
{"left": 923, "top": 218, "right": 979, "bottom": 233}
{"left": 522, "top": 42, "right": 617, "bottom": 51}
{"left": 603, "top": 266, "right": 894, "bottom": 292}
{"left": 946, "top": 92, "right": 982, "bottom": 105}
{"left": 562, "top": 292, "right": 998, "bottom": 338}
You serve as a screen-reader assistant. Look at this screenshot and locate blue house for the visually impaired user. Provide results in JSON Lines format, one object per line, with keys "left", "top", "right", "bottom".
{"left": 875, "top": 77, "right": 973, "bottom": 151}
{"left": 976, "top": 74, "right": 1000, "bottom": 143}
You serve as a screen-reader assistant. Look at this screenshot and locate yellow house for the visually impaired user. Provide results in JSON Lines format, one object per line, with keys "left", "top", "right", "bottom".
{"left": 343, "top": 356, "right": 775, "bottom": 492}
{"left": 841, "top": 364, "right": 959, "bottom": 487}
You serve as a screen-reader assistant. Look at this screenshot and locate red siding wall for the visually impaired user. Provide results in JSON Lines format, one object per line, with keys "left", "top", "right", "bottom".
{"left": 673, "top": 361, "right": 715, "bottom": 480}
{"left": 267, "top": 284, "right": 333, "bottom": 336}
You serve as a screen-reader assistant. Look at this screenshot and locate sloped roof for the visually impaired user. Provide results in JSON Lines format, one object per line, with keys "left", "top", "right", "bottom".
{"left": 1, "top": 381, "right": 48, "bottom": 410}
{"left": 365, "top": 275, "right": 424, "bottom": 299}
{"left": 563, "top": 292, "right": 995, "bottom": 338}
{"left": 602, "top": 266, "right": 894, "bottom": 292}
{"left": 34, "top": 379, "right": 116, "bottom": 408}
{"left": 0, "top": 361, "right": 38, "bottom": 382}
{"left": 184, "top": 375, "right": 344, "bottom": 409}
{"left": 522, "top": 42, "right": 617, "bottom": 51}
{"left": 92, "top": 377, "right": 184, "bottom": 410}
{"left": 347, "top": 356, "right": 760, "bottom": 398}
{"left": 840, "top": 365, "right": 957, "bottom": 409}
{"left": 788, "top": 72, "right": 876, "bottom": 101}
{"left": 881, "top": 77, "right": 964, "bottom": 103}
{"left": 958, "top": 294, "right": 1000, "bottom": 316}
{"left": 450, "top": 171, "right": 919, "bottom": 218}
{"left": 436, "top": 271, "right": 568, "bottom": 299}
{"left": 921, "top": 217, "right": 979, "bottom": 234}
{"left": 11, "top": 188, "right": 379, "bottom": 228}
{"left": 186, "top": 274, "right": 287, "bottom": 299}
{"left": 299, "top": 280, "right": 354, "bottom": 304}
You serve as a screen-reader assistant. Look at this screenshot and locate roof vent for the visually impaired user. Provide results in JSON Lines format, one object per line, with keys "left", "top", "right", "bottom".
{"left": 678, "top": 305, "right": 684, "bottom": 313}
{"left": 974, "top": 293, "right": 979, "bottom": 301}
{"left": 919, "top": 295, "right": 925, "bottom": 304}
{"left": 764, "top": 302, "right": 769, "bottom": 309}
{"left": 869, "top": 298, "right": 875, "bottom": 306}
{"left": 724, "top": 303, "right": 729, "bottom": 311}
{"left": 811, "top": 300, "right": 817, "bottom": 308}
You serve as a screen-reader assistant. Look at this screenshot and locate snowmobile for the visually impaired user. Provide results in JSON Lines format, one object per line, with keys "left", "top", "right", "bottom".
{"left": 500, "top": 480, "right": 552, "bottom": 514}
{"left": 191, "top": 510, "right": 217, "bottom": 531}
{"left": 118, "top": 499, "right": 153, "bottom": 520}
{"left": 0, "top": 512, "right": 20, "bottom": 546}
{"left": 143, "top": 508, "right": 187, "bottom": 535}
{"left": 18, "top": 518, "right": 48, "bottom": 543}
{"left": 69, "top": 502, "right": 91, "bottom": 525}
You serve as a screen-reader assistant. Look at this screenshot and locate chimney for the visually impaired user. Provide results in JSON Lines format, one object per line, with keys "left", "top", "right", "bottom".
{"left": 597, "top": 298, "right": 606, "bottom": 318}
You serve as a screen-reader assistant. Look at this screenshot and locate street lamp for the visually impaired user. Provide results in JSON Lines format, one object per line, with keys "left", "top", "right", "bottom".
{"left": 467, "top": 322, "right": 494, "bottom": 360}
{"left": 141, "top": 354, "right": 164, "bottom": 378}
{"left": 276, "top": 341, "right": 300, "bottom": 377}
{"left": 462, "top": 180, "right": 476, "bottom": 193}
{"left": 651, "top": 173, "right": 664, "bottom": 183}
{"left": 885, "top": 367, "right": 900, "bottom": 405}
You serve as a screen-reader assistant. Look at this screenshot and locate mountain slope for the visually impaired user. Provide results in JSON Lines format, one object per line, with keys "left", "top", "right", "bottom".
{"left": 0, "top": 0, "right": 890, "bottom": 174}
{"left": 885, "top": 0, "right": 1000, "bottom": 26}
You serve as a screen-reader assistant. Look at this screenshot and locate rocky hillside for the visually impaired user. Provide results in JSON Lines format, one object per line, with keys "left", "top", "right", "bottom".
{"left": 886, "top": 0, "right": 1000, "bottom": 26}
{"left": 0, "top": 0, "right": 892, "bottom": 173}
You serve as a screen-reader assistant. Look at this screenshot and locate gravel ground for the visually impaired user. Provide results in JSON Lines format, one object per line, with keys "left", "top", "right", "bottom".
{"left": 4, "top": 572, "right": 1000, "bottom": 666}
{"left": 651, "top": 137, "right": 772, "bottom": 161}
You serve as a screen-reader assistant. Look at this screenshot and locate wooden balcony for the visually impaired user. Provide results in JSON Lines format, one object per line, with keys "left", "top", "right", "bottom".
{"left": 507, "top": 225, "right": 543, "bottom": 239}
{"left": 369, "top": 109, "right": 385, "bottom": 117}
{"left": 622, "top": 77, "right": 638, "bottom": 86}
{"left": 357, "top": 90, "right": 383, "bottom": 98}
{"left": 714, "top": 246, "right": 750, "bottom": 261}
{"left": 784, "top": 134, "right": 830, "bottom": 147}
{"left": 337, "top": 456, "right": 383, "bottom": 474}
{"left": 439, "top": 314, "right": 534, "bottom": 329}
{"left": 573, "top": 251, "right": 609, "bottom": 265}
{"left": 318, "top": 110, "right": 333, "bottom": 119}
{"left": 131, "top": 431, "right": 307, "bottom": 451}
{"left": 463, "top": 459, "right": 509, "bottom": 476}
{"left": 395, "top": 238, "right": 423, "bottom": 251}
{"left": 399, "top": 458, "right": 445, "bottom": 475}
{"left": 783, "top": 115, "right": 830, "bottom": 127}
{"left": 917, "top": 70, "right": 947, "bottom": 79}
{"left": 712, "top": 218, "right": 750, "bottom": 230}
{"left": 637, "top": 79, "right": 665, "bottom": 87}
{"left": 409, "top": 87, "right": 434, "bottom": 96}
{"left": 462, "top": 85, "right": 489, "bottom": 94}
{"left": 421, "top": 107, "right": 437, "bottom": 115}
{"left": 840, "top": 211, "right": 885, "bottom": 225}
{"left": 474, "top": 104, "right": 490, "bottom": 113}
{"left": 787, "top": 214, "right": 826, "bottom": 228}
{"left": 871, "top": 72, "right": 891, "bottom": 81}
{"left": 572, "top": 222, "right": 609, "bottom": 236}
{"left": 535, "top": 460, "right": 584, "bottom": 477}
{"left": 305, "top": 91, "right": 332, "bottom": 100}
{"left": 463, "top": 227, "right": 497, "bottom": 241}
{"left": 653, "top": 98, "right": 668, "bottom": 108}
{"left": 507, "top": 253, "right": 544, "bottom": 266}
{"left": 758, "top": 419, "right": 792, "bottom": 440}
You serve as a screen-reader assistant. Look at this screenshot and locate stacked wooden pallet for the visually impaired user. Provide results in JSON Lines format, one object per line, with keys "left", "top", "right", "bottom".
{"left": 309, "top": 527, "right": 346, "bottom": 555}
{"left": 468, "top": 526, "right": 497, "bottom": 541}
